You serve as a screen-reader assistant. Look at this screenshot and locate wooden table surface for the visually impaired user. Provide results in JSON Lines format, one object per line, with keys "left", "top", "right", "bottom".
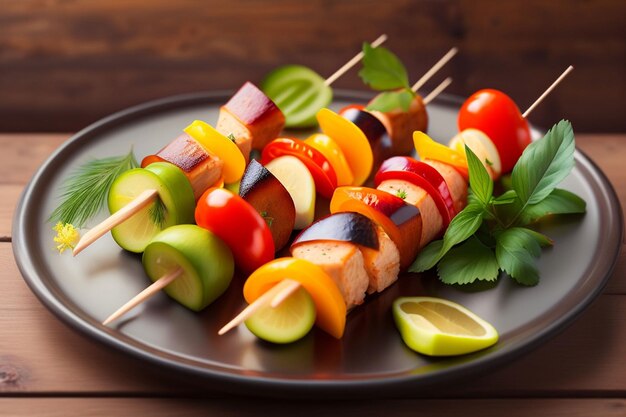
{"left": 0, "top": 133, "right": 624, "bottom": 416}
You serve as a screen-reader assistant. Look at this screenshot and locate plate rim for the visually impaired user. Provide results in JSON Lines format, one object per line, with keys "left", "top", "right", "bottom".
{"left": 12, "top": 90, "right": 624, "bottom": 397}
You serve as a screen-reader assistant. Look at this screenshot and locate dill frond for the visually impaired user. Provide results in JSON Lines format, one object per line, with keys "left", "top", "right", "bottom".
{"left": 149, "top": 197, "right": 167, "bottom": 228}
{"left": 48, "top": 149, "right": 138, "bottom": 227}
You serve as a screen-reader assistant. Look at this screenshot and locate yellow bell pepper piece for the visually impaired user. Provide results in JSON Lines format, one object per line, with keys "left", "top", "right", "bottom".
{"left": 413, "top": 131, "right": 468, "bottom": 176}
{"left": 243, "top": 257, "right": 347, "bottom": 339}
{"left": 184, "top": 120, "right": 245, "bottom": 184}
{"left": 304, "top": 133, "right": 354, "bottom": 186}
{"left": 317, "top": 108, "right": 373, "bottom": 186}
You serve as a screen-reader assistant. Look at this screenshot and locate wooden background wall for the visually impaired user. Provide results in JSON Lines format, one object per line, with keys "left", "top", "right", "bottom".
{"left": 1, "top": 0, "right": 624, "bottom": 132}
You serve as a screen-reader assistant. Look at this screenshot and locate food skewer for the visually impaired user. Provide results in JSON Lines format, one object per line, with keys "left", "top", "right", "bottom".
{"left": 77, "top": 38, "right": 390, "bottom": 259}
{"left": 220, "top": 67, "right": 574, "bottom": 338}
{"left": 218, "top": 63, "right": 459, "bottom": 336}
{"left": 98, "top": 40, "right": 394, "bottom": 326}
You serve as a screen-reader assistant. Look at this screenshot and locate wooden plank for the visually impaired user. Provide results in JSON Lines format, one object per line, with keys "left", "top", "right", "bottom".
{"left": 0, "top": 186, "right": 22, "bottom": 239}
{"left": 0, "top": 398, "right": 624, "bottom": 417}
{"left": 0, "top": 246, "right": 624, "bottom": 396}
{"left": 0, "top": 134, "right": 67, "bottom": 185}
{"left": 0, "top": 0, "right": 624, "bottom": 132}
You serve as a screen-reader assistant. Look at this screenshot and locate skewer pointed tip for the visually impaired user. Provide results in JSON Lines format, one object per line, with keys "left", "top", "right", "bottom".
{"left": 411, "top": 47, "right": 459, "bottom": 93}
{"left": 522, "top": 65, "right": 575, "bottom": 118}
{"left": 102, "top": 267, "right": 182, "bottom": 327}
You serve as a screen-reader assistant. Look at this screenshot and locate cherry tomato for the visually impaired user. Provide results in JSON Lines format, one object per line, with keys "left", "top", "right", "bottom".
{"left": 374, "top": 156, "right": 456, "bottom": 228}
{"left": 458, "top": 89, "right": 531, "bottom": 174}
{"left": 195, "top": 188, "right": 274, "bottom": 273}
{"left": 261, "top": 138, "right": 337, "bottom": 199}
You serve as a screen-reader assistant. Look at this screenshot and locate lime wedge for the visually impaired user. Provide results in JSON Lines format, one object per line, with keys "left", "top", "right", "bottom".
{"left": 261, "top": 65, "right": 332, "bottom": 128}
{"left": 393, "top": 297, "right": 499, "bottom": 356}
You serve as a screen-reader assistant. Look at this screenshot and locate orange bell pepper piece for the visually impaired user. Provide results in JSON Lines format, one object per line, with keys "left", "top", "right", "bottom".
{"left": 243, "top": 257, "right": 347, "bottom": 339}
{"left": 317, "top": 108, "right": 373, "bottom": 186}
{"left": 304, "top": 133, "right": 354, "bottom": 186}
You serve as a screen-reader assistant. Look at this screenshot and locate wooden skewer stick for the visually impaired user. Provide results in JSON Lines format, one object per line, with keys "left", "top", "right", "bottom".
{"left": 270, "top": 280, "right": 302, "bottom": 308}
{"left": 102, "top": 267, "right": 182, "bottom": 326}
{"left": 522, "top": 65, "right": 574, "bottom": 118}
{"left": 218, "top": 279, "right": 301, "bottom": 335}
{"left": 324, "top": 34, "right": 388, "bottom": 86}
{"left": 73, "top": 188, "right": 159, "bottom": 256}
{"left": 423, "top": 77, "right": 453, "bottom": 105}
{"left": 411, "top": 47, "right": 458, "bottom": 93}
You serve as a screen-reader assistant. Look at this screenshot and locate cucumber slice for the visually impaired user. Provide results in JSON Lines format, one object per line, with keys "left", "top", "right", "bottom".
{"left": 108, "top": 162, "right": 195, "bottom": 253}
{"left": 245, "top": 286, "right": 316, "bottom": 344}
{"left": 262, "top": 65, "right": 333, "bottom": 128}
{"left": 142, "top": 225, "right": 234, "bottom": 311}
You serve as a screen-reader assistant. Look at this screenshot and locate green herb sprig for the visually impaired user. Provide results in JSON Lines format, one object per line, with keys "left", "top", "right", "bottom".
{"left": 410, "top": 120, "right": 586, "bottom": 286}
{"left": 49, "top": 149, "right": 138, "bottom": 228}
{"left": 148, "top": 197, "right": 167, "bottom": 229}
{"left": 359, "top": 43, "right": 416, "bottom": 112}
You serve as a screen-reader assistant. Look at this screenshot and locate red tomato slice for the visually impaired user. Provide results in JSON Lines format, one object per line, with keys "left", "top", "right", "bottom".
{"left": 195, "top": 188, "right": 274, "bottom": 273}
{"left": 458, "top": 89, "right": 531, "bottom": 174}
{"left": 261, "top": 138, "right": 338, "bottom": 199}
{"left": 374, "top": 156, "right": 456, "bottom": 228}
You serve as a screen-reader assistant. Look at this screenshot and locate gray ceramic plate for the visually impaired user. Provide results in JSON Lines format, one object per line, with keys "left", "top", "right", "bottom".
{"left": 13, "top": 91, "right": 623, "bottom": 397}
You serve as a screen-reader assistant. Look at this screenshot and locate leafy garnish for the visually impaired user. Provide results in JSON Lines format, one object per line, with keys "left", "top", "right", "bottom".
{"left": 359, "top": 43, "right": 410, "bottom": 90}
{"left": 227, "top": 133, "right": 237, "bottom": 142}
{"left": 149, "top": 197, "right": 167, "bottom": 228}
{"left": 49, "top": 149, "right": 138, "bottom": 227}
{"left": 410, "top": 120, "right": 586, "bottom": 286}
{"left": 359, "top": 43, "right": 416, "bottom": 112}
{"left": 438, "top": 236, "right": 500, "bottom": 284}
{"left": 396, "top": 188, "right": 408, "bottom": 200}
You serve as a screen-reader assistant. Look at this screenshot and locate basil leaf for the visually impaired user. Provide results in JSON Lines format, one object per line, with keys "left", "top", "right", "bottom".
{"left": 366, "top": 89, "right": 414, "bottom": 112}
{"left": 409, "top": 202, "right": 485, "bottom": 272}
{"left": 465, "top": 145, "right": 493, "bottom": 206}
{"left": 495, "top": 228, "right": 542, "bottom": 285}
{"left": 520, "top": 188, "right": 587, "bottom": 224}
{"left": 492, "top": 190, "right": 518, "bottom": 205}
{"left": 437, "top": 236, "right": 500, "bottom": 285}
{"left": 512, "top": 120, "right": 575, "bottom": 206}
{"left": 520, "top": 228, "right": 554, "bottom": 247}
{"left": 358, "top": 43, "right": 410, "bottom": 91}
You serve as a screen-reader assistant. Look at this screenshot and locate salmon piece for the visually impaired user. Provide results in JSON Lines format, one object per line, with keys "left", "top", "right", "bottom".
{"left": 291, "top": 241, "right": 369, "bottom": 308}
{"left": 142, "top": 133, "right": 224, "bottom": 200}
{"left": 370, "top": 95, "right": 428, "bottom": 156}
{"left": 425, "top": 159, "right": 468, "bottom": 213}
{"left": 377, "top": 179, "right": 443, "bottom": 248}
{"left": 218, "top": 82, "right": 285, "bottom": 151}
{"left": 216, "top": 107, "right": 253, "bottom": 164}
{"left": 358, "top": 227, "right": 401, "bottom": 294}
